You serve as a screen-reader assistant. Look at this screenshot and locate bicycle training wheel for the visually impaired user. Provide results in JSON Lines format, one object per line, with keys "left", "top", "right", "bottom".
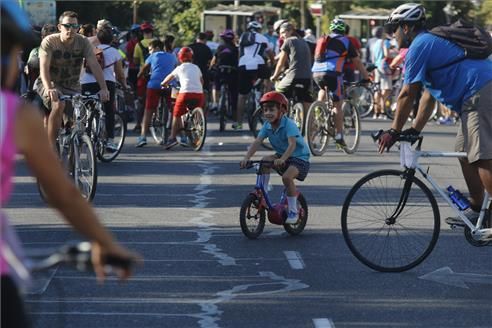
{"left": 98, "top": 113, "right": 127, "bottom": 162}
{"left": 240, "top": 194, "right": 266, "bottom": 239}
{"left": 341, "top": 169, "right": 440, "bottom": 272}
{"left": 283, "top": 193, "right": 308, "bottom": 236}
{"left": 349, "top": 85, "right": 374, "bottom": 118}
{"left": 150, "top": 101, "right": 169, "bottom": 145}
{"left": 249, "top": 108, "right": 273, "bottom": 150}
{"left": 187, "top": 107, "right": 207, "bottom": 151}
{"left": 341, "top": 102, "right": 360, "bottom": 154}
{"left": 72, "top": 134, "right": 97, "bottom": 201}
{"left": 305, "top": 101, "right": 330, "bottom": 156}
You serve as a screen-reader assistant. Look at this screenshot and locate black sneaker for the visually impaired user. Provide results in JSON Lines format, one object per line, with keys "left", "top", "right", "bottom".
{"left": 164, "top": 138, "right": 178, "bottom": 150}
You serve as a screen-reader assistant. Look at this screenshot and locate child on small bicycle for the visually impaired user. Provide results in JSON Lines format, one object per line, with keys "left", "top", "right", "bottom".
{"left": 240, "top": 91, "right": 310, "bottom": 224}
{"left": 160, "top": 47, "right": 204, "bottom": 149}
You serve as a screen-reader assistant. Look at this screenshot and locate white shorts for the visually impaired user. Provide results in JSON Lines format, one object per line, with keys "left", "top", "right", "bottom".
{"left": 375, "top": 70, "right": 393, "bottom": 91}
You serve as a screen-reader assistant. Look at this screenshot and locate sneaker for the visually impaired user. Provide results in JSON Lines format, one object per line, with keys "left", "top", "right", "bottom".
{"left": 232, "top": 122, "right": 243, "bottom": 131}
{"left": 285, "top": 210, "right": 298, "bottom": 224}
{"left": 372, "top": 114, "right": 378, "bottom": 119}
{"left": 132, "top": 125, "right": 141, "bottom": 133}
{"left": 334, "top": 136, "right": 347, "bottom": 149}
{"left": 106, "top": 139, "right": 118, "bottom": 152}
{"left": 445, "top": 208, "right": 479, "bottom": 227}
{"left": 164, "top": 138, "right": 178, "bottom": 149}
{"left": 437, "top": 117, "right": 454, "bottom": 126}
{"left": 135, "top": 136, "right": 147, "bottom": 148}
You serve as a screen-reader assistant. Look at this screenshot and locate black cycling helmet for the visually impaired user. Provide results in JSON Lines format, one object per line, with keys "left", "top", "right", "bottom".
{"left": 1, "top": 1, "right": 37, "bottom": 56}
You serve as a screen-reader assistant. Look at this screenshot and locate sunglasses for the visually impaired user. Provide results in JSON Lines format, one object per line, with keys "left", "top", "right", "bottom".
{"left": 60, "top": 23, "right": 80, "bottom": 29}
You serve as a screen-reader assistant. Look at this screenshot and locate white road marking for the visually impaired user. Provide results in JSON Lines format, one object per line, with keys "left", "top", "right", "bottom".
{"left": 284, "top": 251, "right": 305, "bottom": 270}
{"left": 419, "top": 266, "right": 492, "bottom": 289}
{"left": 313, "top": 318, "right": 335, "bottom": 328}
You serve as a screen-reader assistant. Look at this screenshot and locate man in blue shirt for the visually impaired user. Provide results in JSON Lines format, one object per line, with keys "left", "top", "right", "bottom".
{"left": 136, "top": 39, "right": 177, "bottom": 147}
{"left": 378, "top": 3, "right": 492, "bottom": 235}
{"left": 240, "top": 92, "right": 310, "bottom": 224}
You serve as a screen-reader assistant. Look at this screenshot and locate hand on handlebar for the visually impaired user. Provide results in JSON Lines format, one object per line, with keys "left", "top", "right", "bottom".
{"left": 377, "top": 128, "right": 399, "bottom": 154}
{"left": 99, "top": 89, "right": 110, "bottom": 102}
{"left": 239, "top": 159, "right": 250, "bottom": 169}
{"left": 91, "top": 242, "right": 140, "bottom": 282}
{"left": 274, "top": 158, "right": 285, "bottom": 168}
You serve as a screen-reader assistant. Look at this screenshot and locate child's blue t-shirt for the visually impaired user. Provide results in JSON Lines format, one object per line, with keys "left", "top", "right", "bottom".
{"left": 145, "top": 51, "right": 177, "bottom": 89}
{"left": 258, "top": 116, "right": 310, "bottom": 162}
{"left": 404, "top": 32, "right": 492, "bottom": 112}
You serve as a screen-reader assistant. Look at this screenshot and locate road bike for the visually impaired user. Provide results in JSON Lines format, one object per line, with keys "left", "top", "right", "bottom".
{"left": 38, "top": 94, "right": 98, "bottom": 202}
{"left": 239, "top": 160, "right": 308, "bottom": 239}
{"left": 305, "top": 83, "right": 361, "bottom": 156}
{"left": 85, "top": 94, "right": 126, "bottom": 162}
{"left": 341, "top": 132, "right": 492, "bottom": 272}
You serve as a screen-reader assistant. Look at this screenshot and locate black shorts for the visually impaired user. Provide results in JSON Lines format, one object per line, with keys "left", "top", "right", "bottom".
{"left": 276, "top": 78, "right": 313, "bottom": 103}
{"left": 274, "top": 156, "right": 310, "bottom": 181}
{"left": 313, "top": 72, "right": 344, "bottom": 101}
{"left": 238, "top": 65, "right": 270, "bottom": 95}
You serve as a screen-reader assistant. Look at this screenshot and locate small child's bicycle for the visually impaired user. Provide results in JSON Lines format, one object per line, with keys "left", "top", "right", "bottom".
{"left": 239, "top": 160, "right": 308, "bottom": 239}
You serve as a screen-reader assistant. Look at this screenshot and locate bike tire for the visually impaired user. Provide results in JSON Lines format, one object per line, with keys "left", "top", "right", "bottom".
{"left": 305, "top": 101, "right": 330, "bottom": 156}
{"left": 291, "top": 102, "right": 305, "bottom": 136}
{"left": 240, "top": 194, "right": 266, "bottom": 239}
{"left": 219, "top": 85, "right": 227, "bottom": 132}
{"left": 350, "top": 85, "right": 374, "bottom": 118}
{"left": 187, "top": 107, "right": 207, "bottom": 151}
{"left": 150, "top": 100, "right": 168, "bottom": 145}
{"left": 283, "top": 193, "right": 308, "bottom": 235}
{"left": 249, "top": 108, "right": 273, "bottom": 150}
{"left": 72, "top": 134, "right": 97, "bottom": 201}
{"left": 341, "top": 102, "right": 361, "bottom": 155}
{"left": 341, "top": 169, "right": 440, "bottom": 272}
{"left": 97, "top": 113, "right": 127, "bottom": 162}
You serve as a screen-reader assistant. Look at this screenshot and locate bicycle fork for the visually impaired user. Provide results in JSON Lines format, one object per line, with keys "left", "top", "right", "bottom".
{"left": 386, "top": 169, "right": 416, "bottom": 225}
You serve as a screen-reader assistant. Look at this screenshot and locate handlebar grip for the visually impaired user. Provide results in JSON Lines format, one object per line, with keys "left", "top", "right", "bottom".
{"left": 371, "top": 129, "right": 384, "bottom": 142}
{"left": 104, "top": 255, "right": 134, "bottom": 271}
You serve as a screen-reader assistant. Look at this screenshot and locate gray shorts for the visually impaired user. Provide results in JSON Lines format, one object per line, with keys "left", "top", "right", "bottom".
{"left": 374, "top": 70, "right": 393, "bottom": 91}
{"left": 34, "top": 78, "right": 78, "bottom": 112}
{"left": 455, "top": 80, "right": 492, "bottom": 163}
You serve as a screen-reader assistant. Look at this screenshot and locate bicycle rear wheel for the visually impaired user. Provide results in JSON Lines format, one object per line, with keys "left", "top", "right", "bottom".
{"left": 150, "top": 100, "right": 169, "bottom": 145}
{"left": 98, "top": 113, "right": 126, "bottom": 162}
{"left": 72, "top": 134, "right": 97, "bottom": 201}
{"left": 187, "top": 107, "right": 207, "bottom": 151}
{"left": 290, "top": 102, "right": 305, "bottom": 136}
{"left": 341, "top": 170, "right": 440, "bottom": 272}
{"left": 305, "top": 101, "right": 330, "bottom": 156}
{"left": 219, "top": 85, "right": 228, "bottom": 132}
{"left": 283, "top": 193, "right": 308, "bottom": 235}
{"left": 240, "top": 194, "right": 266, "bottom": 239}
{"left": 341, "top": 102, "right": 360, "bottom": 154}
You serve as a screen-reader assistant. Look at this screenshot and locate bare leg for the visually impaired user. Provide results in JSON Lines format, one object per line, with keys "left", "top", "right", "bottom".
{"left": 169, "top": 115, "right": 183, "bottom": 140}
{"left": 459, "top": 157, "right": 485, "bottom": 210}
{"left": 282, "top": 166, "right": 299, "bottom": 197}
{"left": 140, "top": 109, "right": 152, "bottom": 137}
{"left": 47, "top": 101, "right": 65, "bottom": 149}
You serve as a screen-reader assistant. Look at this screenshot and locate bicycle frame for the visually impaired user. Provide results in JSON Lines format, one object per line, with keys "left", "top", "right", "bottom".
{"left": 252, "top": 163, "right": 274, "bottom": 210}
{"left": 401, "top": 143, "right": 491, "bottom": 240}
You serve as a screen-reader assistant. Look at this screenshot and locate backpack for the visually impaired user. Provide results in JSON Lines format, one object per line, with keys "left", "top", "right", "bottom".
{"left": 138, "top": 41, "right": 150, "bottom": 60}
{"left": 239, "top": 31, "right": 256, "bottom": 47}
{"left": 429, "top": 19, "right": 492, "bottom": 70}
{"left": 84, "top": 46, "right": 111, "bottom": 74}
{"left": 314, "top": 34, "right": 346, "bottom": 62}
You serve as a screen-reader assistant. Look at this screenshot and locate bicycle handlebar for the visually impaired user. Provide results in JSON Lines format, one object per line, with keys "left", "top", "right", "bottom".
{"left": 59, "top": 94, "right": 100, "bottom": 102}
{"left": 27, "top": 242, "right": 134, "bottom": 273}
{"left": 241, "top": 160, "right": 274, "bottom": 169}
{"left": 372, "top": 129, "right": 423, "bottom": 145}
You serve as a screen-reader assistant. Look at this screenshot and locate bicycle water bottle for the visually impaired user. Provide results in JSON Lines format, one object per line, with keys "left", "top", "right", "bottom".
{"left": 447, "top": 185, "right": 470, "bottom": 211}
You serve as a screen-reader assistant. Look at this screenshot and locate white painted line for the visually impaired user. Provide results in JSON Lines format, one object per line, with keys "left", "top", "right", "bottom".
{"left": 313, "top": 318, "right": 335, "bottom": 328}
{"left": 284, "top": 251, "right": 305, "bottom": 270}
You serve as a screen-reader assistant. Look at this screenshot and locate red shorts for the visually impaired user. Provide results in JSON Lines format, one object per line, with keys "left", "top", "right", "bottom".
{"left": 136, "top": 76, "right": 148, "bottom": 98}
{"left": 173, "top": 92, "right": 204, "bottom": 117}
{"left": 145, "top": 88, "right": 171, "bottom": 112}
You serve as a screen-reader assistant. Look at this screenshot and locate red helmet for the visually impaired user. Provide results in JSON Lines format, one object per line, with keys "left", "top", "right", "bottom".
{"left": 259, "top": 91, "right": 288, "bottom": 110}
{"left": 178, "top": 47, "right": 193, "bottom": 63}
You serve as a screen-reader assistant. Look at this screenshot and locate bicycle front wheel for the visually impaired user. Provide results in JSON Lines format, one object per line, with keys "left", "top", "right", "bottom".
{"left": 187, "top": 107, "right": 207, "bottom": 151}
{"left": 72, "top": 134, "right": 97, "bottom": 201}
{"left": 341, "top": 102, "right": 360, "bottom": 154}
{"left": 305, "top": 101, "right": 330, "bottom": 156}
{"left": 341, "top": 170, "right": 440, "bottom": 272}
{"left": 240, "top": 194, "right": 266, "bottom": 239}
{"left": 350, "top": 85, "right": 374, "bottom": 118}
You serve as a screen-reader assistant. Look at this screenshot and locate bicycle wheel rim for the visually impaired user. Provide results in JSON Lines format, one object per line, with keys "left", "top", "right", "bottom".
{"left": 352, "top": 86, "right": 373, "bottom": 118}
{"left": 219, "top": 86, "right": 227, "bottom": 132}
{"left": 240, "top": 194, "right": 266, "bottom": 239}
{"left": 341, "top": 170, "right": 440, "bottom": 272}
{"left": 283, "top": 193, "right": 308, "bottom": 235}
{"left": 306, "top": 101, "right": 330, "bottom": 156}
{"left": 188, "top": 108, "right": 207, "bottom": 151}
{"left": 150, "top": 103, "right": 165, "bottom": 144}
{"left": 74, "top": 135, "right": 97, "bottom": 201}
{"left": 291, "top": 102, "right": 305, "bottom": 135}
{"left": 100, "top": 113, "right": 126, "bottom": 162}
{"left": 341, "top": 102, "right": 360, "bottom": 154}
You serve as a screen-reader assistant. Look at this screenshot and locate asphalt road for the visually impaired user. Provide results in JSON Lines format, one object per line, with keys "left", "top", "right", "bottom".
{"left": 6, "top": 115, "right": 492, "bottom": 328}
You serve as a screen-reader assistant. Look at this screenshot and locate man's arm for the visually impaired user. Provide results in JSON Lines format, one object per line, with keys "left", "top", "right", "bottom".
{"left": 413, "top": 89, "right": 436, "bottom": 132}
{"left": 352, "top": 56, "right": 370, "bottom": 81}
{"left": 85, "top": 55, "right": 109, "bottom": 102}
{"left": 391, "top": 82, "right": 422, "bottom": 132}
{"left": 137, "top": 63, "right": 150, "bottom": 79}
{"left": 39, "top": 51, "right": 58, "bottom": 101}
{"left": 271, "top": 50, "right": 288, "bottom": 81}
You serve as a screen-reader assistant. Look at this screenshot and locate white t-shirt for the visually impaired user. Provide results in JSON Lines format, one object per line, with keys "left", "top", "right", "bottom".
{"left": 171, "top": 62, "right": 202, "bottom": 93}
{"left": 239, "top": 32, "right": 271, "bottom": 70}
{"left": 80, "top": 44, "right": 122, "bottom": 84}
